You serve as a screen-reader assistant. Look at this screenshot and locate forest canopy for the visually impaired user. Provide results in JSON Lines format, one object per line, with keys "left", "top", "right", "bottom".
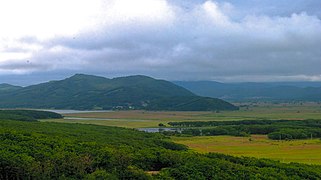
{"left": 1, "top": 119, "right": 321, "bottom": 179}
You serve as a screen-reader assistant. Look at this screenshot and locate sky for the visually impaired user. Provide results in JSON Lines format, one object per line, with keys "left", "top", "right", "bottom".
{"left": 0, "top": 0, "right": 321, "bottom": 85}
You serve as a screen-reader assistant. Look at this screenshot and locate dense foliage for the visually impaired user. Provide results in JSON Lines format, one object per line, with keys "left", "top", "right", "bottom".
{"left": 0, "top": 110, "right": 62, "bottom": 121}
{"left": 1, "top": 120, "right": 321, "bottom": 179}
{"left": 0, "top": 74, "right": 238, "bottom": 111}
{"left": 147, "top": 96, "right": 238, "bottom": 111}
{"left": 168, "top": 119, "right": 321, "bottom": 140}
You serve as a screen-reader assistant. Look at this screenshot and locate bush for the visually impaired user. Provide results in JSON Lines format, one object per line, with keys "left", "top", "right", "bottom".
{"left": 268, "top": 129, "right": 309, "bottom": 140}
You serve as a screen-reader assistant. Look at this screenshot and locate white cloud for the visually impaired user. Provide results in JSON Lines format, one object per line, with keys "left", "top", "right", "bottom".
{"left": 0, "top": 52, "right": 31, "bottom": 63}
{"left": 102, "top": 0, "right": 175, "bottom": 25}
{"left": 202, "top": 0, "right": 231, "bottom": 26}
{"left": 0, "top": 0, "right": 101, "bottom": 39}
{"left": 0, "top": 0, "right": 321, "bottom": 83}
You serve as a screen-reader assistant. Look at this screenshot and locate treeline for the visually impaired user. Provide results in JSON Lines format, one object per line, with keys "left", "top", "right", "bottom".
{"left": 146, "top": 96, "right": 239, "bottom": 111}
{"left": 0, "top": 110, "right": 63, "bottom": 121}
{"left": 1, "top": 120, "right": 321, "bottom": 179}
{"left": 166, "top": 119, "right": 321, "bottom": 140}
{"left": 168, "top": 119, "right": 321, "bottom": 127}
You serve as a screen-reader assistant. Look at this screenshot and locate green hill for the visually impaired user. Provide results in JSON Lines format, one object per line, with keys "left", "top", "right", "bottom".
{"left": 174, "top": 81, "right": 321, "bottom": 102}
{"left": 0, "top": 83, "right": 22, "bottom": 92}
{"left": 0, "top": 74, "right": 237, "bottom": 111}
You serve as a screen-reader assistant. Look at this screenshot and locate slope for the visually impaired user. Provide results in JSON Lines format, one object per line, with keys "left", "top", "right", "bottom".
{"left": 0, "top": 74, "right": 237, "bottom": 111}
{"left": 0, "top": 83, "right": 22, "bottom": 92}
{"left": 174, "top": 81, "right": 321, "bottom": 101}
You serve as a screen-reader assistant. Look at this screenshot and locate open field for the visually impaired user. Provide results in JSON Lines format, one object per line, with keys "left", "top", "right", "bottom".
{"left": 40, "top": 104, "right": 321, "bottom": 166}
{"left": 42, "top": 118, "right": 163, "bottom": 128}
{"left": 42, "top": 102, "right": 321, "bottom": 128}
{"left": 172, "top": 135, "right": 321, "bottom": 165}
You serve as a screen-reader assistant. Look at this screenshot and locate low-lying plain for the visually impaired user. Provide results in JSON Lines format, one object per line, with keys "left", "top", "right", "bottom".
{"left": 43, "top": 103, "right": 321, "bottom": 165}
{"left": 46, "top": 102, "right": 321, "bottom": 128}
{"left": 172, "top": 135, "right": 321, "bottom": 165}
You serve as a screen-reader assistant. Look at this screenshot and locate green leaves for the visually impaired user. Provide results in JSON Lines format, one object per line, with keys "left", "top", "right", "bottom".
{"left": 1, "top": 120, "right": 321, "bottom": 179}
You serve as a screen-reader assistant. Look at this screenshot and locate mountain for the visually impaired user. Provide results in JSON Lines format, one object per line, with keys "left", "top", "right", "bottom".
{"left": 0, "top": 83, "right": 22, "bottom": 92}
{"left": 0, "top": 74, "right": 238, "bottom": 111}
{"left": 174, "top": 81, "right": 321, "bottom": 102}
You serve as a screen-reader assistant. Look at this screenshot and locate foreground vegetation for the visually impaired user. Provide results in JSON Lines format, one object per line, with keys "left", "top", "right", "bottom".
{"left": 2, "top": 119, "right": 321, "bottom": 179}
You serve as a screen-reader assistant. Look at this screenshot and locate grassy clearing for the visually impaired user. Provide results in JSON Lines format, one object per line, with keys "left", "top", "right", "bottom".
{"left": 43, "top": 111, "right": 220, "bottom": 128}
{"left": 172, "top": 135, "right": 321, "bottom": 165}
{"left": 64, "top": 111, "right": 211, "bottom": 121}
{"left": 42, "top": 118, "right": 162, "bottom": 128}
{"left": 42, "top": 103, "right": 321, "bottom": 128}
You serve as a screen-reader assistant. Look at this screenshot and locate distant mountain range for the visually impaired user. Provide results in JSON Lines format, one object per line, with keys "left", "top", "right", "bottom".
{"left": 0, "top": 83, "right": 22, "bottom": 92}
{"left": 174, "top": 81, "right": 321, "bottom": 102}
{"left": 0, "top": 74, "right": 238, "bottom": 111}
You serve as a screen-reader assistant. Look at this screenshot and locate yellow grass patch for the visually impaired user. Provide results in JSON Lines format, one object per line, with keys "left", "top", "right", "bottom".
{"left": 172, "top": 135, "right": 321, "bottom": 165}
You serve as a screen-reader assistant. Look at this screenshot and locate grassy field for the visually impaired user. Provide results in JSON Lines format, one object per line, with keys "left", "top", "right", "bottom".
{"left": 43, "top": 118, "right": 162, "bottom": 128}
{"left": 42, "top": 102, "right": 321, "bottom": 128}
{"left": 41, "top": 103, "right": 321, "bottom": 165}
{"left": 172, "top": 135, "right": 321, "bottom": 165}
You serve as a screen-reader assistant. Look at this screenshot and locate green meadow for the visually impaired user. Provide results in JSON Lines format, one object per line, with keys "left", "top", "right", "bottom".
{"left": 41, "top": 103, "right": 321, "bottom": 165}
{"left": 172, "top": 135, "right": 321, "bottom": 165}
{"left": 44, "top": 102, "right": 321, "bottom": 128}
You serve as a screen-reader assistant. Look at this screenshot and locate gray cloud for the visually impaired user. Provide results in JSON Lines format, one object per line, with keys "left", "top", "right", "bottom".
{"left": 1, "top": 0, "right": 321, "bottom": 84}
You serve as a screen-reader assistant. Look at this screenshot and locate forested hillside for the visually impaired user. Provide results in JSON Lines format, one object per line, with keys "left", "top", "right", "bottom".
{"left": 0, "top": 83, "right": 22, "bottom": 92}
{"left": 0, "top": 74, "right": 237, "bottom": 111}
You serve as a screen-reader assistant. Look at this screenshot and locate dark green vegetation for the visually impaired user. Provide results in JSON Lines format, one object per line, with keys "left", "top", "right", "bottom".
{"left": 168, "top": 119, "right": 321, "bottom": 140}
{"left": 0, "top": 109, "right": 62, "bottom": 122}
{"left": 0, "top": 74, "right": 237, "bottom": 111}
{"left": 147, "top": 96, "right": 237, "bottom": 111}
{"left": 0, "top": 83, "right": 22, "bottom": 92}
{"left": 174, "top": 81, "right": 321, "bottom": 101}
{"left": 2, "top": 120, "right": 321, "bottom": 179}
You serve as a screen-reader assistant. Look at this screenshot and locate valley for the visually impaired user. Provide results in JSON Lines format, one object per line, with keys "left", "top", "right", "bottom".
{"left": 2, "top": 75, "right": 321, "bottom": 179}
{"left": 2, "top": 110, "right": 321, "bottom": 179}
{"left": 45, "top": 102, "right": 321, "bottom": 128}
{"left": 1, "top": 0, "right": 320, "bottom": 178}
{"left": 41, "top": 103, "right": 321, "bottom": 165}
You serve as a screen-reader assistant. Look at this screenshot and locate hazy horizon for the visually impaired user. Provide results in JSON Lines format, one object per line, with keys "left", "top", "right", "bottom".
{"left": 3, "top": 73, "right": 321, "bottom": 87}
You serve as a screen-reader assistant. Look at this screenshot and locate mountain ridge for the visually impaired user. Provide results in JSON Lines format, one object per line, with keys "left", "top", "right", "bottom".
{"left": 0, "top": 74, "right": 238, "bottom": 111}
{"left": 174, "top": 81, "right": 321, "bottom": 101}
{"left": 0, "top": 83, "right": 22, "bottom": 92}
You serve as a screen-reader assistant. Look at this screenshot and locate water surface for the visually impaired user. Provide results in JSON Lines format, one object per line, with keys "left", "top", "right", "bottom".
{"left": 137, "top": 128, "right": 183, "bottom": 133}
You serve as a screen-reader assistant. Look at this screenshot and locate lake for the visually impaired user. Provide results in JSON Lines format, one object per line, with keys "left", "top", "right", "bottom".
{"left": 31, "top": 109, "right": 113, "bottom": 114}
{"left": 137, "top": 128, "right": 183, "bottom": 133}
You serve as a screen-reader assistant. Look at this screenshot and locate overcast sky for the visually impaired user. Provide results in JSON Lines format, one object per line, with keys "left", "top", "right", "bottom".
{"left": 1, "top": 0, "right": 321, "bottom": 85}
